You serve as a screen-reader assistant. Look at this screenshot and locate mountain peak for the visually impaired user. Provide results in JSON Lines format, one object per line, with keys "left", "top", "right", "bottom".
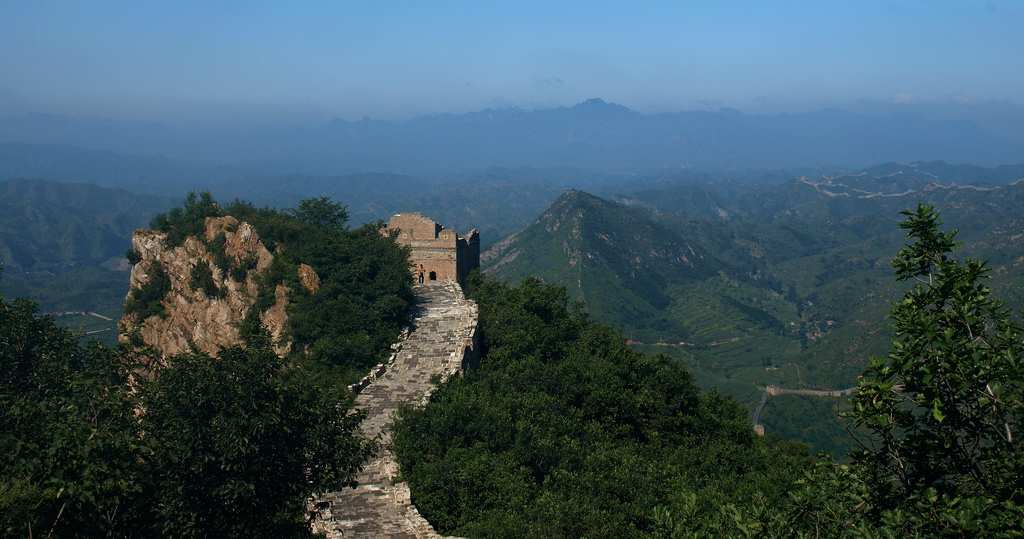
{"left": 482, "top": 190, "right": 724, "bottom": 336}
{"left": 547, "top": 189, "right": 609, "bottom": 214}
{"left": 570, "top": 98, "right": 635, "bottom": 114}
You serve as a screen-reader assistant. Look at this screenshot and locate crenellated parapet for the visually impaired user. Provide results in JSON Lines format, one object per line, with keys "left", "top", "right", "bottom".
{"left": 382, "top": 213, "right": 480, "bottom": 285}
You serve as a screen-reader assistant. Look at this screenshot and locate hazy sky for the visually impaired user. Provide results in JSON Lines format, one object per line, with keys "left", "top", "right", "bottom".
{"left": 2, "top": 1, "right": 1021, "bottom": 121}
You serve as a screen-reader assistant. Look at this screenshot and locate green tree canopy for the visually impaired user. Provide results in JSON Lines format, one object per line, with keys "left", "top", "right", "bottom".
{"left": 140, "top": 346, "right": 373, "bottom": 537}
{"left": 758, "top": 204, "right": 1024, "bottom": 537}
{"left": 393, "top": 275, "right": 811, "bottom": 537}
{"left": 846, "top": 203, "right": 1024, "bottom": 533}
{"left": 290, "top": 197, "right": 349, "bottom": 230}
{"left": 0, "top": 296, "right": 146, "bottom": 537}
{"left": 0, "top": 294, "right": 377, "bottom": 537}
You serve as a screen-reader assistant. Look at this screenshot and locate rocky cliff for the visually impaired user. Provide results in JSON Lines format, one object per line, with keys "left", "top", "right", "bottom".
{"left": 118, "top": 216, "right": 317, "bottom": 359}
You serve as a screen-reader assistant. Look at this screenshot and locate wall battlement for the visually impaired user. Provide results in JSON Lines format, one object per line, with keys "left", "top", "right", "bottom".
{"left": 382, "top": 213, "right": 479, "bottom": 285}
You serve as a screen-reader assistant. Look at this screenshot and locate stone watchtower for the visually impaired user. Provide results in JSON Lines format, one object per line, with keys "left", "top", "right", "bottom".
{"left": 382, "top": 213, "right": 480, "bottom": 285}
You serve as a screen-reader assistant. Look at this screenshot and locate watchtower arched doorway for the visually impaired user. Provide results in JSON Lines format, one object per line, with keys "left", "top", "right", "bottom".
{"left": 429, "top": 271, "right": 437, "bottom": 281}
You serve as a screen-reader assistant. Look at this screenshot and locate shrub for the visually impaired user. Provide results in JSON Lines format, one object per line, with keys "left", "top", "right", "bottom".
{"left": 231, "top": 254, "right": 258, "bottom": 282}
{"left": 125, "top": 246, "right": 142, "bottom": 265}
{"left": 189, "top": 262, "right": 223, "bottom": 299}
{"left": 0, "top": 296, "right": 375, "bottom": 537}
{"left": 125, "top": 262, "right": 170, "bottom": 319}
{"left": 150, "top": 192, "right": 222, "bottom": 247}
{"left": 0, "top": 297, "right": 146, "bottom": 537}
{"left": 140, "top": 347, "right": 374, "bottom": 537}
{"left": 206, "top": 232, "right": 232, "bottom": 274}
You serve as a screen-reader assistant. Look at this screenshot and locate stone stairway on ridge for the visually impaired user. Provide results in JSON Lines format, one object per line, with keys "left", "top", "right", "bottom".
{"left": 312, "top": 282, "right": 478, "bottom": 538}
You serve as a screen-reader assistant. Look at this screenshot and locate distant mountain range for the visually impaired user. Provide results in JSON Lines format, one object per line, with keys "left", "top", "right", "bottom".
{"left": 3, "top": 99, "right": 1023, "bottom": 172}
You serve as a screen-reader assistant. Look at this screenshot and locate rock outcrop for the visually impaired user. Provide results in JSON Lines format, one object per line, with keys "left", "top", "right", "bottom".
{"left": 298, "top": 263, "right": 321, "bottom": 294}
{"left": 118, "top": 216, "right": 314, "bottom": 359}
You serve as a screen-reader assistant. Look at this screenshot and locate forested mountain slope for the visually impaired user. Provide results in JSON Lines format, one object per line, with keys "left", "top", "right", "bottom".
{"left": 0, "top": 179, "right": 171, "bottom": 271}
{"left": 484, "top": 167, "right": 1024, "bottom": 452}
{"left": 0, "top": 179, "right": 172, "bottom": 320}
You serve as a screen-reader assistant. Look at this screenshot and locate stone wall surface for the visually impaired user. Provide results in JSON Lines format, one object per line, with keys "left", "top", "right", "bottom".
{"left": 383, "top": 213, "right": 479, "bottom": 285}
{"left": 313, "top": 282, "right": 479, "bottom": 538}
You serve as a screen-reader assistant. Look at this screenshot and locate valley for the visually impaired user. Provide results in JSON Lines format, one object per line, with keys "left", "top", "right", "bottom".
{"left": 483, "top": 162, "right": 1024, "bottom": 453}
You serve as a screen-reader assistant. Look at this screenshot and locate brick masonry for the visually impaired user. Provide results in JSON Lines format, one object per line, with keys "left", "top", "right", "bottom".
{"left": 381, "top": 213, "right": 480, "bottom": 285}
{"left": 312, "top": 282, "right": 479, "bottom": 538}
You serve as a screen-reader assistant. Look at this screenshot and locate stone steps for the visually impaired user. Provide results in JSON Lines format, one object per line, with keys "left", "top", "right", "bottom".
{"left": 312, "top": 282, "right": 478, "bottom": 538}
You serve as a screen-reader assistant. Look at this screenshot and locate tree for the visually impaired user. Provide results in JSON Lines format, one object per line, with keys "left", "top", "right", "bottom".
{"left": 393, "top": 276, "right": 811, "bottom": 537}
{"left": 290, "top": 197, "right": 349, "bottom": 230}
{"left": 139, "top": 346, "right": 374, "bottom": 537}
{"left": 843, "top": 203, "right": 1024, "bottom": 533}
{"left": 0, "top": 296, "right": 147, "bottom": 537}
{"left": 0, "top": 293, "right": 377, "bottom": 537}
{"left": 150, "top": 192, "right": 223, "bottom": 246}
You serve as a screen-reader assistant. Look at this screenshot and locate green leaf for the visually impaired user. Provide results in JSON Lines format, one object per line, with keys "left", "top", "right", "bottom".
{"left": 931, "top": 400, "right": 945, "bottom": 423}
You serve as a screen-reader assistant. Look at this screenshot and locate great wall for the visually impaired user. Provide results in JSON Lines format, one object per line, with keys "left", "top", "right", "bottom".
{"left": 751, "top": 384, "right": 857, "bottom": 435}
{"left": 312, "top": 281, "right": 479, "bottom": 538}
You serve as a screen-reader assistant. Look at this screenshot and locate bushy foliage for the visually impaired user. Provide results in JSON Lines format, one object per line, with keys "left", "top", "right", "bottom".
{"left": 206, "top": 231, "right": 233, "bottom": 274}
{"left": 723, "top": 205, "right": 1024, "bottom": 537}
{"left": 840, "top": 204, "right": 1023, "bottom": 535}
{"left": 150, "top": 191, "right": 223, "bottom": 247}
{"left": 125, "top": 246, "right": 142, "bottom": 265}
{"left": 289, "top": 196, "right": 349, "bottom": 230}
{"left": 140, "top": 346, "right": 373, "bottom": 537}
{"left": 0, "top": 296, "right": 146, "bottom": 537}
{"left": 0, "top": 295, "right": 374, "bottom": 537}
{"left": 189, "top": 261, "right": 224, "bottom": 299}
{"left": 221, "top": 198, "right": 414, "bottom": 384}
{"left": 124, "top": 261, "right": 170, "bottom": 319}
{"left": 393, "top": 275, "right": 812, "bottom": 537}
{"left": 231, "top": 254, "right": 258, "bottom": 282}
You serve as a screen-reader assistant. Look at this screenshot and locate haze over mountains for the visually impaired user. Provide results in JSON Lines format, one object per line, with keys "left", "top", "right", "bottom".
{"left": 3, "top": 96, "right": 1024, "bottom": 455}
{"left": 3, "top": 98, "right": 1023, "bottom": 174}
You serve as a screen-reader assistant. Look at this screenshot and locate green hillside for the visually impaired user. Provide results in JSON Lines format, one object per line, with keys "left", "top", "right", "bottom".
{"left": 484, "top": 165, "right": 1024, "bottom": 453}
{"left": 0, "top": 179, "right": 173, "bottom": 337}
{"left": 485, "top": 190, "right": 726, "bottom": 338}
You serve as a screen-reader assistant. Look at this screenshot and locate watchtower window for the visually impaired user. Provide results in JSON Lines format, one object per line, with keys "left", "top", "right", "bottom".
{"left": 429, "top": 271, "right": 437, "bottom": 281}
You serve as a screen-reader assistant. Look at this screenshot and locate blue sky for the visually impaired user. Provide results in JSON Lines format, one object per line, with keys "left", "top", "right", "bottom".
{"left": 1, "top": 1, "right": 1021, "bottom": 120}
